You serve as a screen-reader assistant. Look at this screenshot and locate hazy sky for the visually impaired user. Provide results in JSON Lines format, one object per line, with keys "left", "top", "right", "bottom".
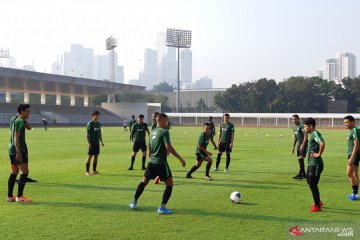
{"left": 1, "top": 0, "right": 359, "bottom": 88}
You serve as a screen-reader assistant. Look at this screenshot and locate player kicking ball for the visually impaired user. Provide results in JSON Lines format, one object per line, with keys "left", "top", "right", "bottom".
{"left": 7, "top": 104, "right": 32, "bottom": 202}
{"left": 303, "top": 118, "right": 325, "bottom": 212}
{"left": 85, "top": 111, "right": 104, "bottom": 176}
{"left": 186, "top": 123, "right": 214, "bottom": 180}
{"left": 344, "top": 115, "right": 359, "bottom": 201}
{"left": 129, "top": 113, "right": 186, "bottom": 214}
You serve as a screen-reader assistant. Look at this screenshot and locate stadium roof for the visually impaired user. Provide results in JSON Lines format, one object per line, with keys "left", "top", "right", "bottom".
{"left": 0, "top": 67, "right": 145, "bottom": 96}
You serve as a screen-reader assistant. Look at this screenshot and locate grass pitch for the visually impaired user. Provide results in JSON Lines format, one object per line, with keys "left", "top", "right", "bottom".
{"left": 0, "top": 126, "right": 359, "bottom": 240}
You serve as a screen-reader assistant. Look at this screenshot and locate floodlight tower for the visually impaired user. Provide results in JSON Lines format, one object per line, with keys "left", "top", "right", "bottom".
{"left": 106, "top": 36, "right": 117, "bottom": 103}
{"left": 166, "top": 28, "right": 192, "bottom": 112}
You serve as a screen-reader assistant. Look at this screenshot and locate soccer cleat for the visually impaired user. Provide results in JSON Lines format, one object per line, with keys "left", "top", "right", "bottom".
{"left": 346, "top": 194, "right": 358, "bottom": 201}
{"left": 185, "top": 174, "right": 193, "bottom": 179}
{"left": 224, "top": 168, "right": 229, "bottom": 172}
{"left": 292, "top": 174, "right": 302, "bottom": 180}
{"left": 213, "top": 168, "right": 219, "bottom": 171}
{"left": 157, "top": 207, "right": 173, "bottom": 215}
{"left": 205, "top": 176, "right": 213, "bottom": 181}
{"left": 16, "top": 196, "right": 32, "bottom": 203}
{"left": 311, "top": 201, "right": 324, "bottom": 207}
{"left": 213, "top": 147, "right": 218, "bottom": 150}
{"left": 128, "top": 167, "right": 133, "bottom": 171}
{"left": 309, "top": 205, "right": 321, "bottom": 212}
{"left": 154, "top": 176, "right": 161, "bottom": 184}
{"left": 301, "top": 173, "right": 307, "bottom": 178}
{"left": 92, "top": 171, "right": 100, "bottom": 175}
{"left": 129, "top": 200, "right": 137, "bottom": 209}
{"left": 6, "top": 196, "right": 16, "bottom": 202}
{"left": 141, "top": 166, "right": 147, "bottom": 170}
{"left": 85, "top": 171, "right": 91, "bottom": 176}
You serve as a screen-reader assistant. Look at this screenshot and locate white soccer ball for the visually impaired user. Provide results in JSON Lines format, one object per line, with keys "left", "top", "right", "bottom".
{"left": 230, "top": 191, "right": 242, "bottom": 204}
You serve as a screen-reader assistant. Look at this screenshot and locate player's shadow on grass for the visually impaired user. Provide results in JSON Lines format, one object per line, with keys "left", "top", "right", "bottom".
{"left": 31, "top": 201, "right": 156, "bottom": 213}
{"left": 37, "top": 182, "right": 135, "bottom": 192}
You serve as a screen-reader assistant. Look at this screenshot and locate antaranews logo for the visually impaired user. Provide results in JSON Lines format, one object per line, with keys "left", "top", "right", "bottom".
{"left": 289, "top": 226, "right": 303, "bottom": 236}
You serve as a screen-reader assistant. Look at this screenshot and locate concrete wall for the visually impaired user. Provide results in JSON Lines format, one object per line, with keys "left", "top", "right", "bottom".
{"left": 102, "top": 102, "right": 149, "bottom": 122}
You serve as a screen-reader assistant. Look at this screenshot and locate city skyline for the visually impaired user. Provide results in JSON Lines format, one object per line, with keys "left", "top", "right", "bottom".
{"left": 1, "top": 0, "right": 360, "bottom": 88}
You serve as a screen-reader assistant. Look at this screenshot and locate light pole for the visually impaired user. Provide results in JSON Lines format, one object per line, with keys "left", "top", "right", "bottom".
{"left": 166, "top": 28, "right": 192, "bottom": 112}
{"left": 106, "top": 36, "right": 117, "bottom": 103}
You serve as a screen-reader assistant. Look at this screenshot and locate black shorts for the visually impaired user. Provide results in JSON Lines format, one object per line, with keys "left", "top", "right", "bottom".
{"left": 88, "top": 144, "right": 100, "bottom": 156}
{"left": 196, "top": 151, "right": 208, "bottom": 161}
{"left": 133, "top": 141, "right": 147, "bottom": 152}
{"left": 348, "top": 154, "right": 360, "bottom": 167}
{"left": 9, "top": 153, "right": 29, "bottom": 165}
{"left": 218, "top": 141, "right": 232, "bottom": 153}
{"left": 124, "top": 125, "right": 127, "bottom": 129}
{"left": 144, "top": 162, "right": 172, "bottom": 181}
{"left": 296, "top": 144, "right": 307, "bottom": 158}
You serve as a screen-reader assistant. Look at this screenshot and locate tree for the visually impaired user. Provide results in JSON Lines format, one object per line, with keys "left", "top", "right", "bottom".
{"left": 152, "top": 82, "right": 174, "bottom": 93}
{"left": 196, "top": 98, "right": 209, "bottom": 112}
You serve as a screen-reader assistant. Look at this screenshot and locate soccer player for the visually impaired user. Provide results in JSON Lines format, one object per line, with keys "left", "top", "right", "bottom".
{"left": 7, "top": 104, "right": 32, "bottom": 202}
{"left": 214, "top": 113, "right": 235, "bottom": 172}
{"left": 151, "top": 112, "right": 159, "bottom": 131}
{"left": 303, "top": 118, "right": 325, "bottom": 212}
{"left": 128, "top": 114, "right": 150, "bottom": 170}
{"left": 129, "top": 115, "right": 136, "bottom": 140}
{"left": 209, "top": 116, "right": 217, "bottom": 150}
{"left": 186, "top": 123, "right": 213, "bottom": 180}
{"left": 344, "top": 115, "right": 360, "bottom": 201}
{"left": 86, "top": 111, "right": 104, "bottom": 176}
{"left": 291, "top": 114, "right": 308, "bottom": 179}
{"left": 123, "top": 118, "right": 128, "bottom": 132}
{"left": 9, "top": 111, "right": 37, "bottom": 183}
{"left": 129, "top": 113, "right": 186, "bottom": 214}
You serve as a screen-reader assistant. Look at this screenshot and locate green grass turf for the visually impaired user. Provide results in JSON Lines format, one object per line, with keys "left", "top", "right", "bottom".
{"left": 0, "top": 126, "right": 359, "bottom": 240}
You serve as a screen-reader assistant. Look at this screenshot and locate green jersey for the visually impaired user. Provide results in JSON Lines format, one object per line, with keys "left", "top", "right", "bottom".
{"left": 209, "top": 121, "right": 216, "bottom": 135}
{"left": 149, "top": 127, "right": 171, "bottom": 164}
{"left": 9, "top": 115, "right": 18, "bottom": 129}
{"left": 293, "top": 123, "right": 306, "bottom": 146}
{"left": 8, "top": 117, "right": 27, "bottom": 155}
{"left": 129, "top": 118, "right": 136, "bottom": 129}
{"left": 196, "top": 132, "right": 210, "bottom": 154}
{"left": 87, "top": 121, "right": 101, "bottom": 145}
{"left": 219, "top": 122, "right": 235, "bottom": 142}
{"left": 307, "top": 130, "right": 325, "bottom": 165}
{"left": 151, "top": 121, "right": 157, "bottom": 131}
{"left": 347, "top": 127, "right": 360, "bottom": 155}
{"left": 131, "top": 122, "right": 149, "bottom": 142}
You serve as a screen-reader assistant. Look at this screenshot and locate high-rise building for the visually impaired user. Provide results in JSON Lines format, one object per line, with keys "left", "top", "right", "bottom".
{"left": 155, "top": 32, "right": 177, "bottom": 86}
{"left": 180, "top": 49, "right": 192, "bottom": 84}
{"left": 318, "top": 52, "right": 357, "bottom": 82}
{"left": 93, "top": 52, "right": 124, "bottom": 83}
{"left": 195, "top": 76, "right": 213, "bottom": 89}
{"left": 323, "top": 58, "right": 337, "bottom": 81}
{"left": 140, "top": 48, "right": 158, "bottom": 89}
{"left": 63, "top": 44, "right": 93, "bottom": 78}
{"left": 337, "top": 52, "right": 356, "bottom": 80}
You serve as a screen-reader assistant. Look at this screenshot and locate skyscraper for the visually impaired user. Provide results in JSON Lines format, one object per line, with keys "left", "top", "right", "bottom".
{"left": 323, "top": 58, "right": 337, "bottom": 81}
{"left": 337, "top": 52, "right": 356, "bottom": 80}
{"left": 155, "top": 32, "right": 177, "bottom": 86}
{"left": 93, "top": 52, "right": 124, "bottom": 83}
{"left": 140, "top": 48, "right": 158, "bottom": 89}
{"left": 318, "top": 52, "right": 357, "bottom": 82}
{"left": 180, "top": 49, "right": 192, "bottom": 84}
{"left": 63, "top": 44, "right": 93, "bottom": 78}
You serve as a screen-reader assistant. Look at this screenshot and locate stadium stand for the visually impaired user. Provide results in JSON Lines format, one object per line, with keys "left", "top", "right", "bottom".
{"left": 0, "top": 102, "right": 123, "bottom": 125}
